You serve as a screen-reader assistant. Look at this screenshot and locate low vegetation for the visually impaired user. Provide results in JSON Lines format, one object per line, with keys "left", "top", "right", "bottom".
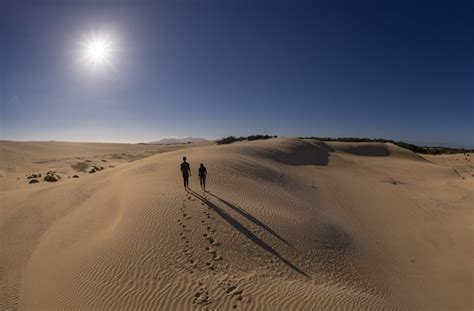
{"left": 216, "top": 135, "right": 277, "bottom": 145}
{"left": 44, "top": 171, "right": 60, "bottom": 182}
{"left": 89, "top": 165, "right": 104, "bottom": 174}
{"left": 71, "top": 161, "right": 89, "bottom": 172}
{"left": 300, "top": 137, "right": 474, "bottom": 155}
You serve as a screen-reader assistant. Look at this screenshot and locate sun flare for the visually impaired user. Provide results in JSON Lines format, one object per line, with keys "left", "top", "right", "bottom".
{"left": 78, "top": 32, "right": 116, "bottom": 70}
{"left": 87, "top": 40, "right": 109, "bottom": 62}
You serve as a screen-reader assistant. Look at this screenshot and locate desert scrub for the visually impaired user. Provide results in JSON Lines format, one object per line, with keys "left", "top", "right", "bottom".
{"left": 71, "top": 162, "right": 90, "bottom": 172}
{"left": 216, "top": 135, "right": 276, "bottom": 145}
{"left": 44, "top": 171, "right": 60, "bottom": 182}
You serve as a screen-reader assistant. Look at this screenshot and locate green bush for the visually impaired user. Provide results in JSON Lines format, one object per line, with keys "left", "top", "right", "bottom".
{"left": 247, "top": 134, "right": 274, "bottom": 141}
{"left": 216, "top": 135, "right": 276, "bottom": 145}
{"left": 44, "top": 171, "right": 59, "bottom": 182}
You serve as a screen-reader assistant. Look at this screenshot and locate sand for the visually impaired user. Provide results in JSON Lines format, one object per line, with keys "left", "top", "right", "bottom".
{"left": 1, "top": 138, "right": 472, "bottom": 310}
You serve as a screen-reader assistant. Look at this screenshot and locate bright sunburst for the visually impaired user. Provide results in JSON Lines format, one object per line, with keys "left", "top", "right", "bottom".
{"left": 78, "top": 31, "right": 116, "bottom": 70}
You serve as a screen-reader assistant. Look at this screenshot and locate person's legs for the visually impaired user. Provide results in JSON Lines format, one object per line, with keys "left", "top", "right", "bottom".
{"left": 199, "top": 176, "right": 203, "bottom": 188}
{"left": 202, "top": 176, "right": 206, "bottom": 190}
{"left": 183, "top": 174, "right": 189, "bottom": 189}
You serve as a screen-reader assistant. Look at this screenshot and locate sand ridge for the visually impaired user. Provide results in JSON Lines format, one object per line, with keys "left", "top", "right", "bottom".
{"left": 1, "top": 138, "right": 472, "bottom": 310}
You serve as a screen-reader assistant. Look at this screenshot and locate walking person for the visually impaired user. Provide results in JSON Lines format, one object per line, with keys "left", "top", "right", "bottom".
{"left": 180, "top": 156, "right": 191, "bottom": 190}
{"left": 198, "top": 163, "right": 207, "bottom": 191}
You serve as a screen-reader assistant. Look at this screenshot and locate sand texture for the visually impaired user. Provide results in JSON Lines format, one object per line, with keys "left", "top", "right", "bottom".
{"left": 1, "top": 138, "right": 472, "bottom": 310}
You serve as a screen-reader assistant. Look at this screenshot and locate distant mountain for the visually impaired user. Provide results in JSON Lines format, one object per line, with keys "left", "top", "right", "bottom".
{"left": 148, "top": 137, "right": 208, "bottom": 144}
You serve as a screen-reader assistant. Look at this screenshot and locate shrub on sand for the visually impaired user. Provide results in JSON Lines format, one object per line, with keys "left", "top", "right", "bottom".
{"left": 44, "top": 171, "right": 59, "bottom": 182}
{"left": 216, "top": 135, "right": 276, "bottom": 145}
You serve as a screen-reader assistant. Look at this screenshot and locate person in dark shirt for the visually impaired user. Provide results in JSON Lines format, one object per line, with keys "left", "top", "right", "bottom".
{"left": 198, "top": 163, "right": 207, "bottom": 191}
{"left": 180, "top": 157, "right": 191, "bottom": 190}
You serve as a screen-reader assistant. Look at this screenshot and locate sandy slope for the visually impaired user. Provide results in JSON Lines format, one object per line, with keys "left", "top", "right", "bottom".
{"left": 0, "top": 140, "right": 209, "bottom": 191}
{"left": 1, "top": 138, "right": 472, "bottom": 310}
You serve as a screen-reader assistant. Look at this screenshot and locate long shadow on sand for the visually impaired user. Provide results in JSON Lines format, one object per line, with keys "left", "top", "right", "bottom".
{"left": 189, "top": 190, "right": 309, "bottom": 278}
{"left": 207, "top": 193, "right": 292, "bottom": 247}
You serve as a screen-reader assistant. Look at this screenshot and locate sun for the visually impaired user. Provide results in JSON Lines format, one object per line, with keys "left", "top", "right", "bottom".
{"left": 86, "top": 39, "right": 109, "bottom": 62}
{"left": 78, "top": 31, "right": 116, "bottom": 70}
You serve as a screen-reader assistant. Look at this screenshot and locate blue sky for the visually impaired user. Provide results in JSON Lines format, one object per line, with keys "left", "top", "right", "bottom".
{"left": 1, "top": 0, "right": 473, "bottom": 146}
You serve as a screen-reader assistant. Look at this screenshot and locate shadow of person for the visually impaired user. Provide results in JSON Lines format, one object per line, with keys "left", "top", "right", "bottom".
{"left": 189, "top": 190, "right": 309, "bottom": 278}
{"left": 206, "top": 192, "right": 292, "bottom": 247}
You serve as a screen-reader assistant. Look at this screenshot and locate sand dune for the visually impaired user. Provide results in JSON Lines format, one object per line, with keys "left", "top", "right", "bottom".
{"left": 1, "top": 138, "right": 472, "bottom": 310}
{"left": 0, "top": 140, "right": 210, "bottom": 191}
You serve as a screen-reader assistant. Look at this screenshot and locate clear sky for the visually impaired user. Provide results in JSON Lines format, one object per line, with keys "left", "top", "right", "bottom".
{"left": 1, "top": 0, "right": 473, "bottom": 146}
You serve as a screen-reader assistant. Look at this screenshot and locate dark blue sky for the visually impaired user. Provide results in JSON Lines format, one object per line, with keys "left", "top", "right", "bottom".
{"left": 1, "top": 0, "right": 473, "bottom": 146}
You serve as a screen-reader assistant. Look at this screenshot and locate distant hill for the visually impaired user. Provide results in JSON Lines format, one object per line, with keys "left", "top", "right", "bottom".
{"left": 148, "top": 137, "right": 208, "bottom": 145}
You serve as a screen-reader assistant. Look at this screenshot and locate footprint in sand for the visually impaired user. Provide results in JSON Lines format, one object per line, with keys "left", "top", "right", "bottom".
{"left": 205, "top": 262, "right": 215, "bottom": 271}
{"left": 208, "top": 237, "right": 219, "bottom": 246}
{"left": 219, "top": 279, "right": 245, "bottom": 299}
{"left": 222, "top": 283, "right": 245, "bottom": 307}
{"left": 193, "top": 287, "right": 211, "bottom": 306}
{"left": 207, "top": 248, "right": 216, "bottom": 255}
